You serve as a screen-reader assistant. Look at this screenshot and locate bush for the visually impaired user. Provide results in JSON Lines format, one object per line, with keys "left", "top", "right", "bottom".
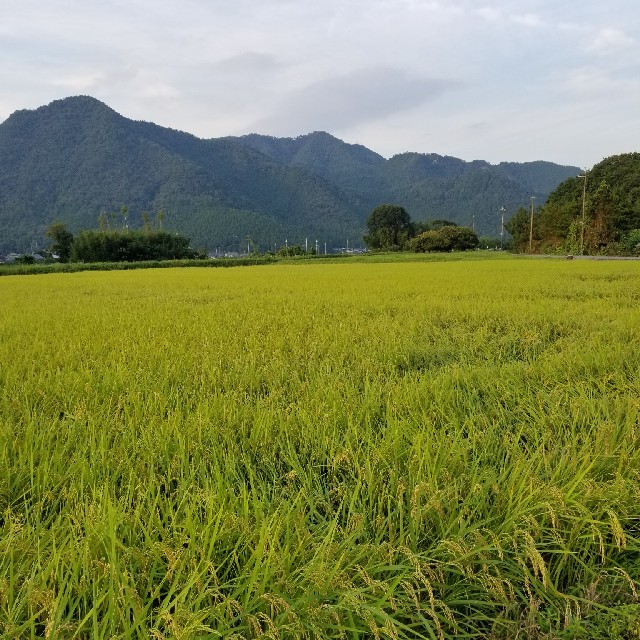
{"left": 14, "top": 254, "right": 36, "bottom": 264}
{"left": 409, "top": 226, "right": 479, "bottom": 252}
{"left": 620, "top": 229, "right": 640, "bottom": 255}
{"left": 70, "top": 230, "right": 200, "bottom": 262}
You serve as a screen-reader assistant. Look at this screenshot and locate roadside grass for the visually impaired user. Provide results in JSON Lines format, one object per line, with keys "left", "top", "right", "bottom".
{"left": 1, "top": 258, "right": 639, "bottom": 638}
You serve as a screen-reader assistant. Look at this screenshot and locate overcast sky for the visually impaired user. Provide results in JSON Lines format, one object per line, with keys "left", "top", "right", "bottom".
{"left": 1, "top": 0, "right": 638, "bottom": 166}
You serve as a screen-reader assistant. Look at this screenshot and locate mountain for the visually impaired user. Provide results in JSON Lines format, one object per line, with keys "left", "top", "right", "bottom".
{"left": 0, "top": 97, "right": 361, "bottom": 254}
{"left": 228, "top": 134, "right": 580, "bottom": 235}
{"left": 0, "top": 96, "right": 580, "bottom": 253}
{"left": 227, "top": 131, "right": 386, "bottom": 208}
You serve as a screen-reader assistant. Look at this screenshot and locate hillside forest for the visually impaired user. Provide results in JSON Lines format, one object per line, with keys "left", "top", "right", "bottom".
{"left": 507, "top": 153, "right": 640, "bottom": 255}
{"left": 0, "top": 96, "right": 580, "bottom": 255}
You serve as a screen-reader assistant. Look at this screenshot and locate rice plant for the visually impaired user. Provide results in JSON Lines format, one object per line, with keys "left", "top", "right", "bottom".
{"left": 1, "top": 257, "right": 639, "bottom": 638}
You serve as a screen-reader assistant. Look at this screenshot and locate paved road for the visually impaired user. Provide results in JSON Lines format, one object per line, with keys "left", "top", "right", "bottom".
{"left": 523, "top": 254, "right": 640, "bottom": 261}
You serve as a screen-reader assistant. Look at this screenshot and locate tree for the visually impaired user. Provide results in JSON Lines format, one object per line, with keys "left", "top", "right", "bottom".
{"left": 121, "top": 205, "right": 129, "bottom": 231}
{"left": 46, "top": 222, "right": 74, "bottom": 262}
{"left": 504, "top": 207, "right": 532, "bottom": 253}
{"left": 524, "top": 153, "right": 640, "bottom": 254}
{"left": 412, "top": 219, "right": 458, "bottom": 236}
{"left": 364, "top": 204, "right": 412, "bottom": 250}
{"left": 409, "top": 225, "right": 478, "bottom": 252}
{"left": 586, "top": 180, "right": 618, "bottom": 251}
{"left": 427, "top": 219, "right": 458, "bottom": 230}
{"left": 408, "top": 230, "right": 441, "bottom": 253}
{"left": 14, "top": 254, "right": 36, "bottom": 264}
{"left": 437, "top": 225, "right": 479, "bottom": 251}
{"left": 620, "top": 229, "right": 640, "bottom": 255}
{"left": 69, "top": 229, "right": 199, "bottom": 263}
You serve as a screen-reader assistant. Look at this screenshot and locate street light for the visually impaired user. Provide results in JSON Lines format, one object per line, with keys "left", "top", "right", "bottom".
{"left": 529, "top": 196, "right": 535, "bottom": 252}
{"left": 577, "top": 171, "right": 588, "bottom": 255}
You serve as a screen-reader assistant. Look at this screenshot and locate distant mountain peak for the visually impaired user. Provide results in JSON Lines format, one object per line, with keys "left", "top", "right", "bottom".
{"left": 9, "top": 95, "right": 111, "bottom": 118}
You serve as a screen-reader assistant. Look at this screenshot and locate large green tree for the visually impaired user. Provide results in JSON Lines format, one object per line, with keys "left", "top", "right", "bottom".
{"left": 505, "top": 207, "right": 534, "bottom": 253}
{"left": 45, "top": 222, "right": 74, "bottom": 262}
{"left": 364, "top": 204, "right": 412, "bottom": 250}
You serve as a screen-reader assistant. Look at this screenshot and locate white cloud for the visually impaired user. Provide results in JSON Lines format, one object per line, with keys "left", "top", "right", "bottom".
{"left": 211, "top": 52, "right": 283, "bottom": 74}
{"left": 251, "top": 67, "right": 460, "bottom": 136}
{"left": 136, "top": 81, "right": 181, "bottom": 100}
{"left": 589, "top": 28, "right": 637, "bottom": 54}
{"left": 475, "top": 7, "right": 503, "bottom": 22}
{"left": 1, "top": 0, "right": 640, "bottom": 166}
{"left": 49, "top": 71, "right": 106, "bottom": 92}
{"left": 511, "top": 13, "right": 543, "bottom": 28}
{"left": 563, "top": 67, "right": 619, "bottom": 94}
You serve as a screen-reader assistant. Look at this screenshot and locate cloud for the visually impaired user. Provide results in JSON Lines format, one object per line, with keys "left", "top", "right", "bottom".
{"left": 210, "top": 52, "right": 284, "bottom": 74}
{"left": 136, "top": 80, "right": 181, "bottom": 100}
{"left": 589, "top": 28, "right": 636, "bottom": 54}
{"left": 557, "top": 21, "right": 588, "bottom": 34}
{"left": 475, "top": 7, "right": 503, "bottom": 22}
{"left": 475, "top": 7, "right": 544, "bottom": 28}
{"left": 563, "top": 67, "right": 619, "bottom": 94}
{"left": 251, "top": 67, "right": 459, "bottom": 135}
{"left": 511, "top": 13, "right": 543, "bottom": 28}
{"left": 2, "top": 0, "right": 640, "bottom": 167}
{"left": 49, "top": 71, "right": 106, "bottom": 92}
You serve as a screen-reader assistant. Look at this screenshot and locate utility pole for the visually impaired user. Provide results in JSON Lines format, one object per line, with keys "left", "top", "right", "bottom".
{"left": 529, "top": 196, "right": 535, "bottom": 252}
{"left": 578, "top": 171, "right": 588, "bottom": 255}
{"left": 472, "top": 214, "right": 475, "bottom": 233}
{"left": 500, "top": 206, "right": 506, "bottom": 249}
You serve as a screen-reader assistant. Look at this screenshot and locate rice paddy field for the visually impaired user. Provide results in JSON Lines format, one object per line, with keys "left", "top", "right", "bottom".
{"left": 1, "top": 256, "right": 639, "bottom": 639}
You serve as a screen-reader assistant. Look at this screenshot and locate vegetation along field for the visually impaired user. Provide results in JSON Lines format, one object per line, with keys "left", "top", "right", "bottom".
{"left": 1, "top": 256, "right": 639, "bottom": 639}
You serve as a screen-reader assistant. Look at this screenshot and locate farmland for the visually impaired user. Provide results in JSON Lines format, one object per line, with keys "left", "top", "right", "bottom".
{"left": 1, "top": 256, "right": 639, "bottom": 639}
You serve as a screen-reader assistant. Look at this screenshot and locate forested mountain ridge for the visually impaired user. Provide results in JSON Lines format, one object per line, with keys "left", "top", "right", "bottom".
{"left": 0, "top": 96, "right": 580, "bottom": 254}
{"left": 0, "top": 97, "right": 361, "bottom": 254}
{"left": 226, "top": 132, "right": 386, "bottom": 209}
{"left": 229, "top": 134, "right": 581, "bottom": 230}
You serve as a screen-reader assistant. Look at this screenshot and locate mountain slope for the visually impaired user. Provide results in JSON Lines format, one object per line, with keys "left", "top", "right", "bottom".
{"left": 0, "top": 96, "right": 581, "bottom": 253}
{"left": 0, "top": 97, "right": 361, "bottom": 253}
{"left": 229, "top": 134, "right": 580, "bottom": 236}
{"left": 228, "top": 132, "right": 386, "bottom": 207}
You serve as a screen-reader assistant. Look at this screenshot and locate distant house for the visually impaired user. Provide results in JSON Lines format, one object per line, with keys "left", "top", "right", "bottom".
{"left": 1, "top": 252, "right": 45, "bottom": 263}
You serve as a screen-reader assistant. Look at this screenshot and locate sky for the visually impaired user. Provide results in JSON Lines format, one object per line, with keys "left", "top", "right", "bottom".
{"left": 1, "top": 0, "right": 638, "bottom": 167}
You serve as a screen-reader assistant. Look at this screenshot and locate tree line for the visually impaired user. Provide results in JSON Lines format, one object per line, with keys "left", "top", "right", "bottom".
{"left": 46, "top": 214, "right": 203, "bottom": 263}
{"left": 363, "top": 204, "right": 480, "bottom": 252}
{"left": 505, "top": 153, "right": 640, "bottom": 255}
